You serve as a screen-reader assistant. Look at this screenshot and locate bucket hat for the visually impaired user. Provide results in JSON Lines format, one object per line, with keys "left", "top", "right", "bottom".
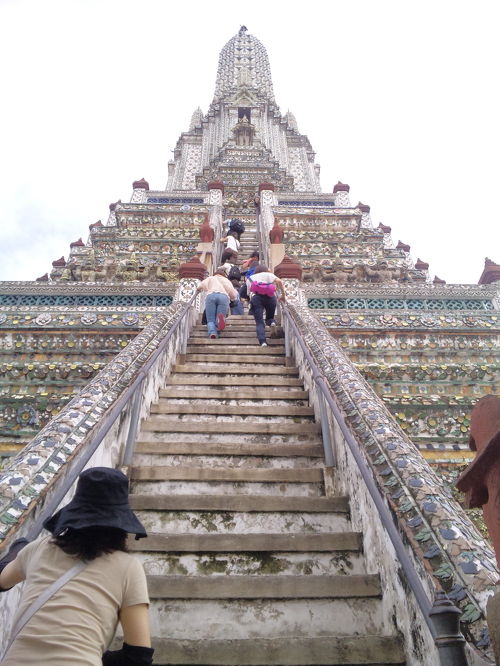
{"left": 43, "top": 467, "right": 147, "bottom": 540}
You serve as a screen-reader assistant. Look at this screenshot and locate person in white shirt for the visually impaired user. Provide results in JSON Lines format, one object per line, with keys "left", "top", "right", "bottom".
{"left": 220, "top": 231, "right": 240, "bottom": 254}
{"left": 196, "top": 267, "right": 238, "bottom": 338}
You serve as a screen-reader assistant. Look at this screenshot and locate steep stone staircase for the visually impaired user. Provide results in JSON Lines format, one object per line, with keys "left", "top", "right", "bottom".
{"left": 127, "top": 315, "right": 405, "bottom": 665}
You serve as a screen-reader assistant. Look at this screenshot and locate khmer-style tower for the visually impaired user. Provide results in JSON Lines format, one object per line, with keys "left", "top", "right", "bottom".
{"left": 1, "top": 28, "right": 497, "bottom": 471}
{"left": 165, "top": 27, "right": 319, "bottom": 201}
{"left": 0, "top": 29, "right": 499, "bottom": 661}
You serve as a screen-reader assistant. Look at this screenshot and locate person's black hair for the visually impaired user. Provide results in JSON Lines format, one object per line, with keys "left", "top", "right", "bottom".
{"left": 52, "top": 526, "right": 128, "bottom": 561}
{"left": 249, "top": 250, "right": 259, "bottom": 259}
{"left": 221, "top": 249, "right": 237, "bottom": 263}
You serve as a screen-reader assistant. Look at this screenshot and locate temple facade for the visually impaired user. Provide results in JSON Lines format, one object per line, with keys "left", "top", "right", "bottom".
{"left": 1, "top": 27, "right": 497, "bottom": 479}
{"left": 0, "top": 27, "right": 499, "bottom": 662}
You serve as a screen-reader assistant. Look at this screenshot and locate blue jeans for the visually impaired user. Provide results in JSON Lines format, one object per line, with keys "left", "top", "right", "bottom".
{"left": 249, "top": 294, "right": 277, "bottom": 344}
{"left": 205, "top": 292, "right": 229, "bottom": 336}
{"left": 230, "top": 294, "right": 244, "bottom": 315}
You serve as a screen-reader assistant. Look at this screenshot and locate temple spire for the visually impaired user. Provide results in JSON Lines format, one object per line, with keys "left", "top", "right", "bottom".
{"left": 213, "top": 29, "right": 275, "bottom": 104}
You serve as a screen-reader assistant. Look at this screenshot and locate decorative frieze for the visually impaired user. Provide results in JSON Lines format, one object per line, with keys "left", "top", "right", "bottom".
{"left": 288, "top": 304, "right": 497, "bottom": 651}
{"left": 318, "top": 310, "right": 499, "bottom": 331}
{"left": 308, "top": 297, "right": 494, "bottom": 311}
{"left": 0, "top": 308, "right": 166, "bottom": 329}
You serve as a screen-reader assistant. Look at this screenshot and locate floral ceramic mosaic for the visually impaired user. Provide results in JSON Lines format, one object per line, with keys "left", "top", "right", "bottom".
{"left": 0, "top": 301, "right": 187, "bottom": 538}
{"left": 287, "top": 303, "right": 498, "bottom": 654}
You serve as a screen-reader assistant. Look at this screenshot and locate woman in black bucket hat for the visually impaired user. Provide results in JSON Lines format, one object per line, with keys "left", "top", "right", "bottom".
{"left": 0, "top": 467, "right": 154, "bottom": 665}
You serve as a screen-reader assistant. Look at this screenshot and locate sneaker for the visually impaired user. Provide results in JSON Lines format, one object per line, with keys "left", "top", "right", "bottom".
{"left": 210, "top": 333, "right": 217, "bottom": 339}
{"left": 270, "top": 321, "right": 277, "bottom": 327}
{"left": 217, "top": 313, "right": 225, "bottom": 331}
{"left": 261, "top": 342, "right": 268, "bottom": 347}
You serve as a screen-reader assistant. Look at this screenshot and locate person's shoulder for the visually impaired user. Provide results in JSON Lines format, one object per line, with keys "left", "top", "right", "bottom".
{"left": 103, "top": 550, "right": 144, "bottom": 573}
{"left": 19, "top": 536, "right": 45, "bottom": 558}
{"left": 252, "top": 272, "right": 274, "bottom": 282}
{"left": 17, "top": 535, "right": 53, "bottom": 570}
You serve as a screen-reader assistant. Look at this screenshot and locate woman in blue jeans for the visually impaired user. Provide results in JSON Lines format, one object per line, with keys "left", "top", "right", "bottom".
{"left": 197, "top": 266, "right": 238, "bottom": 339}
{"left": 247, "top": 264, "right": 286, "bottom": 346}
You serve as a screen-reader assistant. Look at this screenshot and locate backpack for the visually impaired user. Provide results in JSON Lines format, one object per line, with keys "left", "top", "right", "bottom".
{"left": 249, "top": 279, "right": 276, "bottom": 297}
{"left": 227, "top": 265, "right": 241, "bottom": 281}
{"left": 229, "top": 218, "right": 245, "bottom": 235}
{"left": 244, "top": 265, "right": 256, "bottom": 279}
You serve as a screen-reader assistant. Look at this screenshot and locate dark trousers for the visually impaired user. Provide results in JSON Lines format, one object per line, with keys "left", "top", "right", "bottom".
{"left": 249, "top": 294, "right": 277, "bottom": 344}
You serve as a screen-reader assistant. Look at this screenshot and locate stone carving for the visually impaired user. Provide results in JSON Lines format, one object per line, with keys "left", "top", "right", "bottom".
{"left": 287, "top": 304, "right": 497, "bottom": 653}
{"left": 349, "top": 262, "right": 413, "bottom": 284}
{"left": 269, "top": 217, "right": 284, "bottom": 244}
{"left": 199, "top": 214, "right": 214, "bottom": 242}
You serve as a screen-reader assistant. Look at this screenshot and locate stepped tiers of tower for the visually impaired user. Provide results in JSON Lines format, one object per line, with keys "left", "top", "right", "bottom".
{"left": 0, "top": 28, "right": 497, "bottom": 472}
{"left": 0, "top": 28, "right": 499, "bottom": 664}
{"left": 49, "top": 206, "right": 208, "bottom": 283}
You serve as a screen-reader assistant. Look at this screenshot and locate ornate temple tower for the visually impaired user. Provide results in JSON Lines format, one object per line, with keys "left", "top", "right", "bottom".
{"left": 166, "top": 27, "right": 320, "bottom": 207}
{"left": 0, "top": 28, "right": 499, "bottom": 661}
{"left": 0, "top": 28, "right": 498, "bottom": 483}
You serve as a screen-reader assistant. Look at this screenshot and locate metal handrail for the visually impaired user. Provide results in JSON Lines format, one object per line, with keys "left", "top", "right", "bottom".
{"left": 281, "top": 303, "right": 436, "bottom": 637}
{"left": 24, "top": 294, "right": 197, "bottom": 543}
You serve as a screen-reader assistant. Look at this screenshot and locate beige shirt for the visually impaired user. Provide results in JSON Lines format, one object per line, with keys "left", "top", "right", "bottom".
{"left": 3, "top": 537, "right": 149, "bottom": 665}
{"left": 198, "top": 274, "right": 237, "bottom": 300}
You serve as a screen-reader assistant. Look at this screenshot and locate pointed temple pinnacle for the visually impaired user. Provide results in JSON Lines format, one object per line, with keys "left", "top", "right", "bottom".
{"left": 213, "top": 29, "right": 275, "bottom": 104}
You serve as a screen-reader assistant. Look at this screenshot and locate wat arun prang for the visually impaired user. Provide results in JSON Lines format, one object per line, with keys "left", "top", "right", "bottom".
{"left": 0, "top": 27, "right": 498, "bottom": 502}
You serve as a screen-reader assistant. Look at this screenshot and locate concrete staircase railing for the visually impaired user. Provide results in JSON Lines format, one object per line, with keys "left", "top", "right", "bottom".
{"left": 124, "top": 314, "right": 408, "bottom": 665}
{"left": 282, "top": 301, "right": 497, "bottom": 665}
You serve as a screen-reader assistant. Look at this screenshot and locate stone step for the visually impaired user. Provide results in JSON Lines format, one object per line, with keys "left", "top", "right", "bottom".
{"left": 184, "top": 354, "right": 285, "bottom": 364}
{"left": 194, "top": 318, "right": 275, "bottom": 326}
{"left": 141, "top": 420, "right": 320, "bottom": 434}
{"left": 165, "top": 374, "right": 303, "bottom": 386}
{"left": 132, "top": 480, "right": 323, "bottom": 497}
{"left": 129, "top": 494, "right": 346, "bottom": 512}
{"left": 133, "top": 441, "right": 323, "bottom": 456}
{"left": 191, "top": 324, "right": 281, "bottom": 332}
{"left": 193, "top": 326, "right": 282, "bottom": 335}
{"left": 186, "top": 345, "right": 285, "bottom": 355}
{"left": 191, "top": 335, "right": 284, "bottom": 344}
{"left": 151, "top": 403, "right": 315, "bottom": 416}
{"left": 190, "top": 322, "right": 284, "bottom": 338}
{"left": 130, "top": 466, "right": 323, "bottom": 482}
{"left": 172, "top": 364, "right": 298, "bottom": 375}
{"left": 136, "top": 550, "right": 363, "bottom": 577}
{"left": 130, "top": 532, "right": 360, "bottom": 552}
{"left": 147, "top": 599, "right": 387, "bottom": 639}
{"left": 135, "top": 432, "right": 322, "bottom": 446}
{"left": 135, "top": 510, "right": 350, "bottom": 538}
{"left": 160, "top": 388, "right": 306, "bottom": 400}
{"left": 131, "top": 453, "right": 323, "bottom": 470}
{"left": 149, "top": 635, "right": 405, "bottom": 665}
{"left": 145, "top": 574, "right": 381, "bottom": 599}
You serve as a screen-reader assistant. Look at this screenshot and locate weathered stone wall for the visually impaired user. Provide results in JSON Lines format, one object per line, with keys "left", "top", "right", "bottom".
{"left": 282, "top": 300, "right": 497, "bottom": 661}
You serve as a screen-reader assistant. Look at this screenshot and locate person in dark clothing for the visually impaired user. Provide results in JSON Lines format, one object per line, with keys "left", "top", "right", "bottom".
{"left": 0, "top": 467, "right": 153, "bottom": 666}
{"left": 246, "top": 264, "right": 286, "bottom": 346}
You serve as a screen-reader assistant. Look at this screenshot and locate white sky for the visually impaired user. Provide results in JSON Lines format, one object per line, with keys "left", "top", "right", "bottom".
{"left": 0, "top": 0, "right": 498, "bottom": 285}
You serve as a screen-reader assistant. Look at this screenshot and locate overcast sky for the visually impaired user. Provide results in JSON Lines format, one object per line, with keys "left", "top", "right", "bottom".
{"left": 0, "top": 0, "right": 498, "bottom": 285}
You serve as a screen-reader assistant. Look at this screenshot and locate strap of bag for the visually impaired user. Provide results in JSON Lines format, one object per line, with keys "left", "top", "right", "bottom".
{"left": 2, "top": 560, "right": 87, "bottom": 659}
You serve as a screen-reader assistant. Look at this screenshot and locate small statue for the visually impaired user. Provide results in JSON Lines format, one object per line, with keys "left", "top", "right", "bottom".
{"left": 199, "top": 215, "right": 214, "bottom": 242}
{"left": 269, "top": 217, "right": 284, "bottom": 244}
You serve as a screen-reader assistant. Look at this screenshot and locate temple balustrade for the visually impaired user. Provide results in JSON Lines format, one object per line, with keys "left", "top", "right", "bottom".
{"left": 280, "top": 296, "right": 497, "bottom": 662}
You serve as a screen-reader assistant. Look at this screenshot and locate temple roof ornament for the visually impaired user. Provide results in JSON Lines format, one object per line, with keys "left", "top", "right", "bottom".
{"left": 478, "top": 257, "right": 500, "bottom": 284}
{"left": 213, "top": 29, "right": 276, "bottom": 104}
{"left": 189, "top": 107, "right": 204, "bottom": 131}
{"left": 284, "top": 111, "right": 298, "bottom": 132}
